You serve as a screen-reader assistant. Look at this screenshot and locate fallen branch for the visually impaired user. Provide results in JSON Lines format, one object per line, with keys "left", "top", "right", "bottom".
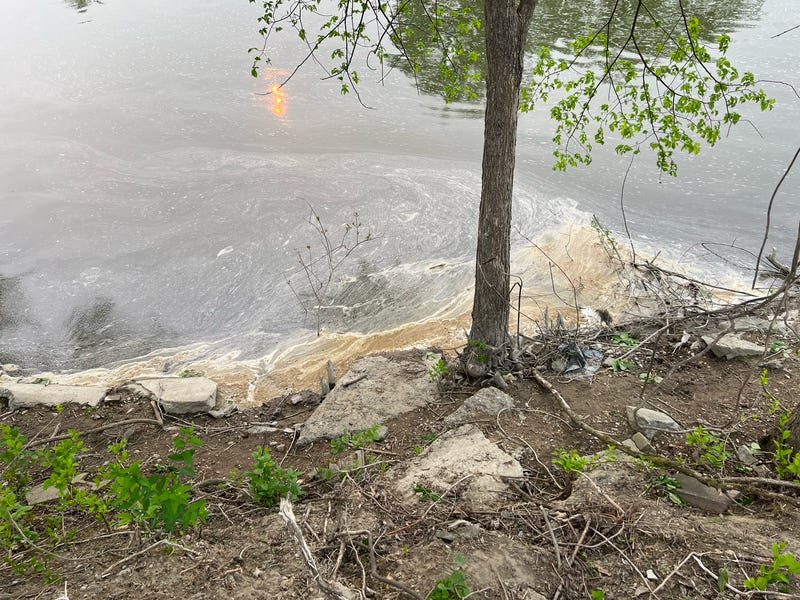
{"left": 279, "top": 497, "right": 359, "bottom": 600}
{"left": 27, "top": 418, "right": 164, "bottom": 448}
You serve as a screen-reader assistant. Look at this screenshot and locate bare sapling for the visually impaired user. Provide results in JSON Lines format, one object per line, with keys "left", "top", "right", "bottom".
{"left": 287, "top": 207, "right": 377, "bottom": 336}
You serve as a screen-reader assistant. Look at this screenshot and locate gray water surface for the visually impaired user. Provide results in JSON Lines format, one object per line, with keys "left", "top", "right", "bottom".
{"left": 1, "top": 0, "right": 798, "bottom": 370}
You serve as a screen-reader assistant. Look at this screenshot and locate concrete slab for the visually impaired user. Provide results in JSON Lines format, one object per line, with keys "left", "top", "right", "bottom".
{"left": 298, "top": 355, "right": 438, "bottom": 445}
{"left": 1, "top": 383, "right": 107, "bottom": 410}
{"left": 135, "top": 377, "right": 217, "bottom": 415}
{"left": 391, "top": 424, "right": 523, "bottom": 511}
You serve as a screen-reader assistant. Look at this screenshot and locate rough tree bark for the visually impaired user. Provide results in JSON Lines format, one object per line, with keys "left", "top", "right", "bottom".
{"left": 467, "top": 0, "right": 536, "bottom": 375}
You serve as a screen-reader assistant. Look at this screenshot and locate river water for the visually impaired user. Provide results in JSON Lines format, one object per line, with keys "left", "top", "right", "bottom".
{"left": 0, "top": 0, "right": 798, "bottom": 378}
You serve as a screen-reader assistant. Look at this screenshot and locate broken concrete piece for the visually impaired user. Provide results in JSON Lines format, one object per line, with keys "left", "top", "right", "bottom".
{"left": 26, "top": 473, "right": 93, "bottom": 505}
{"left": 298, "top": 355, "right": 437, "bottom": 445}
{"left": 702, "top": 334, "right": 764, "bottom": 360}
{"left": 626, "top": 406, "right": 683, "bottom": 440}
{"left": 1, "top": 383, "right": 107, "bottom": 410}
{"left": 391, "top": 424, "right": 523, "bottom": 511}
{"left": 135, "top": 377, "right": 217, "bottom": 415}
{"left": 673, "top": 473, "right": 737, "bottom": 513}
{"left": 444, "top": 387, "right": 515, "bottom": 427}
{"left": 631, "top": 432, "right": 655, "bottom": 454}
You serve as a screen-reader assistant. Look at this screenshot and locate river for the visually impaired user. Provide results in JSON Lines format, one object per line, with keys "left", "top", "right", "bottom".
{"left": 0, "top": 0, "right": 798, "bottom": 380}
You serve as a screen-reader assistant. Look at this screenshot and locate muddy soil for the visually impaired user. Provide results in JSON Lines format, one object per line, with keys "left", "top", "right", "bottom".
{"left": 2, "top": 308, "right": 800, "bottom": 600}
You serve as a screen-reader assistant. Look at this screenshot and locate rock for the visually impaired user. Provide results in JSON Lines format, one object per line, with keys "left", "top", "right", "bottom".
{"left": 631, "top": 432, "right": 655, "bottom": 453}
{"left": 444, "top": 387, "right": 515, "bottom": 427}
{"left": 390, "top": 424, "right": 523, "bottom": 511}
{"left": 626, "top": 406, "right": 683, "bottom": 440}
{"left": 736, "top": 443, "right": 759, "bottom": 466}
{"left": 298, "top": 355, "right": 437, "bottom": 445}
{"left": 1, "top": 383, "right": 107, "bottom": 410}
{"left": 208, "top": 404, "right": 237, "bottom": 419}
{"left": 26, "top": 473, "right": 93, "bottom": 505}
{"left": 702, "top": 334, "right": 764, "bottom": 360}
{"left": 248, "top": 425, "right": 279, "bottom": 435}
{"left": 135, "top": 377, "right": 217, "bottom": 415}
{"left": 672, "top": 473, "right": 737, "bottom": 513}
{"left": 731, "top": 316, "right": 787, "bottom": 334}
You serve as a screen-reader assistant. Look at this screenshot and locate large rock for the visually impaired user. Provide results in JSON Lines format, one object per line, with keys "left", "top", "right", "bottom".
{"left": 626, "top": 406, "right": 683, "bottom": 440}
{"left": 672, "top": 473, "right": 737, "bottom": 513}
{"left": 702, "top": 333, "right": 764, "bottom": 360}
{"left": 133, "top": 377, "right": 217, "bottom": 415}
{"left": 444, "top": 387, "right": 515, "bottom": 427}
{"left": 0, "top": 383, "right": 107, "bottom": 410}
{"left": 391, "top": 424, "right": 523, "bottom": 511}
{"left": 298, "top": 355, "right": 437, "bottom": 445}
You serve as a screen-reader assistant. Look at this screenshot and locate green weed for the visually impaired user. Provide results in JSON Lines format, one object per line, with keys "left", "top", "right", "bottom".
{"left": 611, "top": 332, "right": 639, "bottom": 348}
{"left": 247, "top": 447, "right": 302, "bottom": 507}
{"left": 427, "top": 555, "right": 469, "bottom": 599}
{"left": 685, "top": 425, "right": 730, "bottom": 470}
{"left": 744, "top": 542, "right": 800, "bottom": 592}
{"left": 102, "top": 426, "right": 207, "bottom": 533}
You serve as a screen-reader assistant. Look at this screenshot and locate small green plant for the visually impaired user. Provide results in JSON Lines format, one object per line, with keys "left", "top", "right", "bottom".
{"left": 769, "top": 340, "right": 790, "bottom": 357}
{"left": 611, "top": 358, "right": 635, "bottom": 372}
{"left": 774, "top": 411, "right": 800, "bottom": 481}
{"left": 178, "top": 369, "right": 204, "bottom": 378}
{"left": 413, "top": 483, "right": 441, "bottom": 502}
{"left": 427, "top": 555, "right": 470, "bottom": 600}
{"left": 638, "top": 372, "right": 664, "bottom": 384}
{"left": 744, "top": 542, "right": 800, "bottom": 592}
{"left": 102, "top": 426, "right": 207, "bottom": 533}
{"left": 330, "top": 424, "right": 382, "bottom": 455}
{"left": 247, "top": 447, "right": 302, "bottom": 507}
{"left": 653, "top": 474, "right": 686, "bottom": 506}
{"left": 685, "top": 425, "right": 730, "bottom": 470}
{"left": 30, "top": 377, "right": 50, "bottom": 385}
{"left": 590, "top": 590, "right": 605, "bottom": 600}
{"left": 552, "top": 448, "right": 590, "bottom": 474}
{"left": 611, "top": 332, "right": 639, "bottom": 348}
{"left": 427, "top": 357, "right": 450, "bottom": 382}
{"left": 467, "top": 338, "right": 489, "bottom": 363}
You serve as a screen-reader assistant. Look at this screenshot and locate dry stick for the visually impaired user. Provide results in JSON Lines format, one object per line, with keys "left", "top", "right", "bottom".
{"left": 753, "top": 145, "right": 800, "bottom": 287}
{"left": 340, "top": 529, "right": 425, "bottom": 600}
{"left": 553, "top": 517, "right": 592, "bottom": 600}
{"left": 527, "top": 368, "right": 800, "bottom": 507}
{"left": 279, "top": 497, "right": 358, "bottom": 600}
{"left": 100, "top": 539, "right": 199, "bottom": 579}
{"left": 26, "top": 418, "right": 164, "bottom": 448}
{"left": 652, "top": 551, "right": 701, "bottom": 594}
{"left": 540, "top": 505, "right": 562, "bottom": 569}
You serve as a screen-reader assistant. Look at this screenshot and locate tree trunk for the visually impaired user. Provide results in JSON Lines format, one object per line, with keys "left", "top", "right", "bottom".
{"left": 467, "top": 0, "right": 536, "bottom": 372}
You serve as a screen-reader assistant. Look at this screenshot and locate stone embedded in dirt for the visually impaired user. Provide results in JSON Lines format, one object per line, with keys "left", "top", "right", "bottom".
{"left": 672, "top": 473, "right": 737, "bottom": 513}
{"left": 702, "top": 333, "right": 764, "bottom": 359}
{"left": 134, "top": 377, "right": 217, "bottom": 415}
{"left": 443, "top": 386, "right": 515, "bottom": 427}
{"left": 297, "top": 354, "right": 437, "bottom": 445}
{"left": 390, "top": 424, "right": 523, "bottom": 511}
{"left": 0, "top": 383, "right": 107, "bottom": 410}
{"left": 631, "top": 432, "right": 655, "bottom": 453}
{"left": 731, "top": 316, "right": 788, "bottom": 333}
{"left": 626, "top": 406, "right": 683, "bottom": 440}
{"left": 1, "top": 363, "right": 20, "bottom": 375}
{"left": 26, "top": 473, "right": 92, "bottom": 505}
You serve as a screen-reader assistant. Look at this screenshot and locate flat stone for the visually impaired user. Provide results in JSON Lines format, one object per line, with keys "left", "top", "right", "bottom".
{"left": 444, "top": 387, "right": 515, "bottom": 427}
{"left": 135, "top": 377, "right": 217, "bottom": 415}
{"left": 702, "top": 334, "right": 764, "bottom": 360}
{"left": 673, "top": 473, "right": 737, "bottom": 513}
{"left": 1, "top": 383, "right": 107, "bottom": 410}
{"left": 626, "top": 406, "right": 683, "bottom": 440}
{"left": 390, "top": 424, "right": 523, "bottom": 511}
{"left": 26, "top": 473, "right": 92, "bottom": 505}
{"left": 298, "top": 355, "right": 438, "bottom": 445}
{"left": 631, "top": 432, "right": 655, "bottom": 453}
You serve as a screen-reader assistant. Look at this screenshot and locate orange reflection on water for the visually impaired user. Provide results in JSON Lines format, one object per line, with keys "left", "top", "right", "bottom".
{"left": 269, "top": 84, "right": 287, "bottom": 116}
